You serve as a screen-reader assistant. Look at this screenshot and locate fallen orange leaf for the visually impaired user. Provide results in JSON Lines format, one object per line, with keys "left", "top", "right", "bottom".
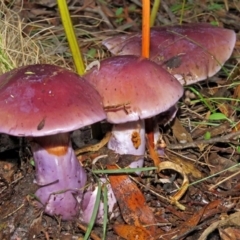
{"left": 176, "top": 200, "right": 222, "bottom": 237}
{"left": 113, "top": 224, "right": 153, "bottom": 240}
{"left": 155, "top": 200, "right": 223, "bottom": 239}
{"left": 107, "top": 165, "right": 156, "bottom": 234}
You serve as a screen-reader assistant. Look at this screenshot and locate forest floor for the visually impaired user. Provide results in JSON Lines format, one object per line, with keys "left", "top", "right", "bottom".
{"left": 0, "top": 0, "right": 240, "bottom": 239}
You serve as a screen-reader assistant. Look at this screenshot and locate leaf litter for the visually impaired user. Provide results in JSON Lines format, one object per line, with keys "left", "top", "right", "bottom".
{"left": 0, "top": 0, "right": 240, "bottom": 239}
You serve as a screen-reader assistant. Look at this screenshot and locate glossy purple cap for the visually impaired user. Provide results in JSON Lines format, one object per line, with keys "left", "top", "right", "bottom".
{"left": 85, "top": 55, "right": 183, "bottom": 124}
{"left": 0, "top": 64, "right": 106, "bottom": 136}
{"left": 103, "top": 23, "right": 236, "bottom": 85}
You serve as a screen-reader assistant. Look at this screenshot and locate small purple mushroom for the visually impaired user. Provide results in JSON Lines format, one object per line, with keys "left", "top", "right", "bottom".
{"left": 0, "top": 64, "right": 106, "bottom": 220}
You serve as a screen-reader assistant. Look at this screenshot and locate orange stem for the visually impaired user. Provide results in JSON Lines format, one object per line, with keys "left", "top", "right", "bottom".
{"left": 142, "top": 1, "right": 160, "bottom": 164}
{"left": 142, "top": 0, "right": 150, "bottom": 58}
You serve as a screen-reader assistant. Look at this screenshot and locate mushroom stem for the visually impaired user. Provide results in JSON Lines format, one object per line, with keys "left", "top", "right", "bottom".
{"left": 81, "top": 178, "right": 118, "bottom": 224}
{"left": 30, "top": 132, "right": 87, "bottom": 220}
{"left": 108, "top": 119, "right": 146, "bottom": 170}
{"left": 80, "top": 120, "right": 146, "bottom": 224}
{"left": 146, "top": 105, "right": 179, "bottom": 166}
{"left": 145, "top": 117, "right": 161, "bottom": 166}
{"left": 145, "top": 117, "right": 155, "bottom": 148}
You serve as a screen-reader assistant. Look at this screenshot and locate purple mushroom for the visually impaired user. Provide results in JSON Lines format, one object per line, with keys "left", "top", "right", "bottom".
{"left": 85, "top": 56, "right": 183, "bottom": 168}
{"left": 81, "top": 178, "right": 118, "bottom": 224}
{"left": 103, "top": 23, "right": 236, "bottom": 85}
{"left": 103, "top": 23, "right": 236, "bottom": 148}
{"left": 0, "top": 64, "right": 106, "bottom": 220}
{"left": 81, "top": 56, "right": 183, "bottom": 222}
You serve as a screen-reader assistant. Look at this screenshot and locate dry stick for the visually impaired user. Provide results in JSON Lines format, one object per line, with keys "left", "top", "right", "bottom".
{"left": 78, "top": 223, "right": 101, "bottom": 240}
{"left": 167, "top": 130, "right": 240, "bottom": 150}
{"left": 142, "top": 0, "right": 160, "bottom": 165}
{"left": 142, "top": 0, "right": 150, "bottom": 58}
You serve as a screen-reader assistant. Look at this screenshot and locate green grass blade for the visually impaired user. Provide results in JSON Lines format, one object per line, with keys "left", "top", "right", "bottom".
{"left": 179, "top": 0, "right": 186, "bottom": 24}
{"left": 84, "top": 182, "right": 102, "bottom": 240}
{"left": 92, "top": 166, "right": 157, "bottom": 174}
{"left": 188, "top": 86, "right": 215, "bottom": 113}
{"left": 0, "top": 37, "right": 13, "bottom": 72}
{"left": 102, "top": 184, "right": 108, "bottom": 240}
{"left": 57, "top": 0, "right": 85, "bottom": 75}
{"left": 150, "top": 0, "right": 161, "bottom": 27}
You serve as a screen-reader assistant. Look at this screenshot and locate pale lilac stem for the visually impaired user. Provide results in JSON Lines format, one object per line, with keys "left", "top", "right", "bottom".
{"left": 31, "top": 134, "right": 87, "bottom": 220}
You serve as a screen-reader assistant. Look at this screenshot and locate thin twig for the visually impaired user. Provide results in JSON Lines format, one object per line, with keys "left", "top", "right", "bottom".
{"left": 168, "top": 131, "right": 240, "bottom": 150}
{"left": 77, "top": 223, "right": 101, "bottom": 240}
{"left": 161, "top": 0, "right": 178, "bottom": 23}
{"left": 96, "top": 5, "right": 114, "bottom": 29}
{"left": 3, "top": 203, "right": 25, "bottom": 219}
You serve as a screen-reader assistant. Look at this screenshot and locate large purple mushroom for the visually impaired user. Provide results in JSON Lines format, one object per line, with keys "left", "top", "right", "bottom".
{"left": 85, "top": 55, "right": 183, "bottom": 169}
{"left": 85, "top": 55, "right": 183, "bottom": 167}
{"left": 103, "top": 23, "right": 236, "bottom": 85}
{"left": 103, "top": 23, "right": 236, "bottom": 148}
{"left": 82, "top": 55, "right": 183, "bottom": 223}
{"left": 0, "top": 64, "right": 106, "bottom": 220}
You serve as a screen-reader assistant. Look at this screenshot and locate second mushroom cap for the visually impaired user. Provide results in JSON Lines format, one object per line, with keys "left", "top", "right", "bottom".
{"left": 84, "top": 55, "right": 184, "bottom": 123}
{"left": 103, "top": 23, "right": 236, "bottom": 85}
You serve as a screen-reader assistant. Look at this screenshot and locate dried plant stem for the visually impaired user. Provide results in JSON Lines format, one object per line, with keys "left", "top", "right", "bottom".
{"left": 179, "top": 0, "right": 186, "bottom": 24}
{"left": 142, "top": 0, "right": 150, "bottom": 58}
{"left": 168, "top": 131, "right": 240, "bottom": 150}
{"left": 57, "top": 0, "right": 85, "bottom": 75}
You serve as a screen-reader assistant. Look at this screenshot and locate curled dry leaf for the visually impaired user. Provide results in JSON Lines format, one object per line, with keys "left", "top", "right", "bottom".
{"left": 232, "top": 85, "right": 240, "bottom": 104}
{"left": 217, "top": 102, "right": 233, "bottom": 119}
{"left": 166, "top": 152, "right": 203, "bottom": 179}
{"left": 158, "top": 161, "right": 189, "bottom": 210}
{"left": 75, "top": 132, "right": 112, "bottom": 155}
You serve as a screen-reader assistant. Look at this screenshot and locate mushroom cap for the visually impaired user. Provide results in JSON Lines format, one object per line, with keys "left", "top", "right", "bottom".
{"left": 84, "top": 55, "right": 183, "bottom": 124}
{"left": 103, "top": 23, "right": 236, "bottom": 85}
{"left": 0, "top": 64, "right": 106, "bottom": 136}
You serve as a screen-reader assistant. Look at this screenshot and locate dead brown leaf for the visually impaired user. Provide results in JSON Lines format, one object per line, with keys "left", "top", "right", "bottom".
{"left": 219, "top": 227, "right": 240, "bottom": 240}
{"left": 199, "top": 212, "right": 240, "bottom": 240}
{"left": 172, "top": 118, "right": 193, "bottom": 143}
{"left": 206, "top": 152, "right": 240, "bottom": 190}
{"left": 217, "top": 102, "right": 233, "bottom": 118}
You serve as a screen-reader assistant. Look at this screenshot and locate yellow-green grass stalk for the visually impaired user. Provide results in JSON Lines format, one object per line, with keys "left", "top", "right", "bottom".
{"left": 57, "top": 0, "right": 85, "bottom": 75}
